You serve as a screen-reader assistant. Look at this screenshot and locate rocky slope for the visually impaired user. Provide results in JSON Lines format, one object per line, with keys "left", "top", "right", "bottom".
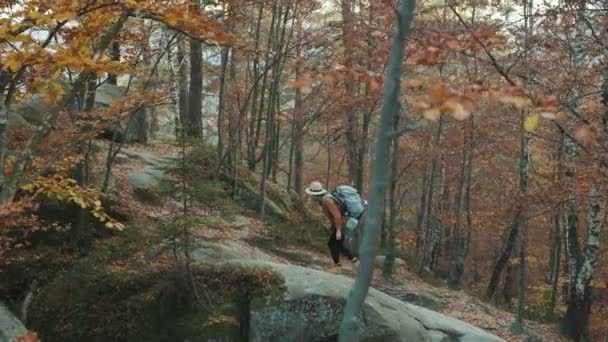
{"left": 1, "top": 140, "right": 566, "bottom": 342}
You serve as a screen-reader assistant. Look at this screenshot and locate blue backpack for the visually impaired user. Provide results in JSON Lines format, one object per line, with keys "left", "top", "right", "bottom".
{"left": 325, "top": 185, "right": 366, "bottom": 235}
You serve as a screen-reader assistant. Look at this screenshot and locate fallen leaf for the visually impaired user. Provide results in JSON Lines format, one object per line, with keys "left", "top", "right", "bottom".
{"left": 573, "top": 123, "right": 594, "bottom": 147}
{"left": 524, "top": 114, "right": 539, "bottom": 132}
{"left": 288, "top": 74, "right": 312, "bottom": 89}
{"left": 423, "top": 107, "right": 441, "bottom": 121}
{"left": 540, "top": 112, "right": 556, "bottom": 120}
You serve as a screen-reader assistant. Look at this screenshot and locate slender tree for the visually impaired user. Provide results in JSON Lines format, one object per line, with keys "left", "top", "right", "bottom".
{"left": 339, "top": 0, "right": 416, "bottom": 339}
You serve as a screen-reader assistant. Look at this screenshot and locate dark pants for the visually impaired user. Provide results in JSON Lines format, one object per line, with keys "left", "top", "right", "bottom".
{"left": 328, "top": 228, "right": 354, "bottom": 265}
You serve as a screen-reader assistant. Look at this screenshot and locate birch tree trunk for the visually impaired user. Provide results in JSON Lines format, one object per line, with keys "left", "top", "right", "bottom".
{"left": 560, "top": 6, "right": 604, "bottom": 340}
{"left": 339, "top": 0, "right": 416, "bottom": 339}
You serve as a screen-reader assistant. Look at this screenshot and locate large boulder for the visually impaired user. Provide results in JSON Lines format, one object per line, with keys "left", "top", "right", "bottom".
{"left": 8, "top": 83, "right": 148, "bottom": 143}
{"left": 192, "top": 241, "right": 505, "bottom": 342}
{"left": 126, "top": 166, "right": 164, "bottom": 204}
{"left": 0, "top": 302, "right": 26, "bottom": 342}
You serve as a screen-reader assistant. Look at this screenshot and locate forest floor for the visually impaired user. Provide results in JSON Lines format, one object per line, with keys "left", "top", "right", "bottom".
{"left": 1, "top": 138, "right": 571, "bottom": 342}
{"left": 95, "top": 138, "right": 573, "bottom": 342}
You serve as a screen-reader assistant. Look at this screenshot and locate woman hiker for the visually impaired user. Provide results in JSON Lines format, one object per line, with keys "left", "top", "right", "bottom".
{"left": 305, "top": 181, "right": 359, "bottom": 270}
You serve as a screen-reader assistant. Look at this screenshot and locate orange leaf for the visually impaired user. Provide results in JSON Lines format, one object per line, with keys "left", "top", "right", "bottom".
{"left": 573, "top": 123, "right": 594, "bottom": 147}
{"left": 445, "top": 39, "right": 459, "bottom": 49}
{"left": 15, "top": 331, "right": 40, "bottom": 342}
{"left": 430, "top": 83, "right": 447, "bottom": 104}
{"left": 289, "top": 74, "right": 312, "bottom": 89}
{"left": 460, "top": 95, "right": 475, "bottom": 112}
{"left": 441, "top": 98, "right": 471, "bottom": 121}
{"left": 369, "top": 78, "right": 380, "bottom": 92}
{"left": 323, "top": 73, "right": 337, "bottom": 87}
{"left": 403, "top": 78, "right": 424, "bottom": 89}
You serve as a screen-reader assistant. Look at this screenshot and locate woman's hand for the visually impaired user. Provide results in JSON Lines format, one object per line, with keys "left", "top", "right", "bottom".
{"left": 336, "top": 230, "right": 342, "bottom": 240}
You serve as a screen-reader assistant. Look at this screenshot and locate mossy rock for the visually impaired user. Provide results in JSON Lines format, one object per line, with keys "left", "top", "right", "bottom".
{"left": 28, "top": 261, "right": 285, "bottom": 342}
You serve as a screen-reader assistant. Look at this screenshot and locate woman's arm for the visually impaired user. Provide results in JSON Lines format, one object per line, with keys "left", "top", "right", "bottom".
{"left": 322, "top": 197, "right": 343, "bottom": 235}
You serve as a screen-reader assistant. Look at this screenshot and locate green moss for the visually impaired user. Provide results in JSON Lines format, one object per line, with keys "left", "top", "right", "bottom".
{"left": 28, "top": 259, "right": 286, "bottom": 342}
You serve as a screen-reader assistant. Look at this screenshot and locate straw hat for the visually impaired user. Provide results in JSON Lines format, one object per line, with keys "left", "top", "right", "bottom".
{"left": 305, "top": 181, "right": 327, "bottom": 196}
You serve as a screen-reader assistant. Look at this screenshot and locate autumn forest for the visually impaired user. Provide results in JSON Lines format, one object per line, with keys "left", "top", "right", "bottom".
{"left": 0, "top": 0, "right": 607, "bottom": 341}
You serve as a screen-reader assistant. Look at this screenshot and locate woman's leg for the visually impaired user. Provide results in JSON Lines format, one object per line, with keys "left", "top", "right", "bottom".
{"left": 338, "top": 237, "right": 355, "bottom": 260}
{"left": 328, "top": 230, "right": 341, "bottom": 264}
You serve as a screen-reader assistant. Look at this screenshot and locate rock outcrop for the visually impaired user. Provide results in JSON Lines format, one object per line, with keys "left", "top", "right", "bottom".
{"left": 0, "top": 303, "right": 26, "bottom": 342}
{"left": 193, "top": 240, "right": 505, "bottom": 342}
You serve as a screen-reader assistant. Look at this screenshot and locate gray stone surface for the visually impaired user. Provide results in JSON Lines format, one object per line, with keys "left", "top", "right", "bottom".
{"left": 7, "top": 112, "right": 34, "bottom": 130}
{"left": 429, "top": 330, "right": 453, "bottom": 342}
{"left": 192, "top": 239, "right": 506, "bottom": 342}
{"left": 126, "top": 168, "right": 163, "bottom": 204}
{"left": 376, "top": 255, "right": 406, "bottom": 268}
{"left": 120, "top": 149, "right": 165, "bottom": 166}
{"left": 191, "top": 240, "right": 274, "bottom": 263}
{"left": 0, "top": 303, "right": 26, "bottom": 342}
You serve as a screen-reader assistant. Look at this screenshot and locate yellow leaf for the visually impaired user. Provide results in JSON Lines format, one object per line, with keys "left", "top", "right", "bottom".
{"left": 94, "top": 200, "right": 102, "bottom": 207}
{"left": 164, "top": 12, "right": 180, "bottom": 26}
{"left": 423, "top": 107, "right": 441, "bottom": 121}
{"left": 498, "top": 94, "right": 531, "bottom": 109}
{"left": 22, "top": 184, "right": 34, "bottom": 191}
{"left": 105, "top": 222, "right": 114, "bottom": 228}
{"left": 28, "top": 11, "right": 42, "bottom": 19}
{"left": 55, "top": 11, "right": 77, "bottom": 21}
{"left": 524, "top": 114, "right": 539, "bottom": 132}
{"left": 4, "top": 54, "right": 22, "bottom": 72}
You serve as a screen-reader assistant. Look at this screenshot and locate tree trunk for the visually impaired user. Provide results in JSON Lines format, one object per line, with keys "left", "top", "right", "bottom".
{"left": 339, "top": 0, "right": 416, "bottom": 339}
{"left": 415, "top": 163, "right": 429, "bottom": 257}
{"left": 260, "top": 2, "right": 289, "bottom": 215}
{"left": 340, "top": 0, "right": 359, "bottom": 189}
{"left": 547, "top": 133, "right": 563, "bottom": 319}
{"left": 486, "top": 214, "right": 521, "bottom": 299}
{"left": 248, "top": 1, "right": 272, "bottom": 172}
{"left": 293, "top": 13, "right": 304, "bottom": 194}
{"left": 430, "top": 161, "right": 445, "bottom": 272}
{"left": 419, "top": 117, "right": 443, "bottom": 273}
{"left": 187, "top": 0, "right": 203, "bottom": 138}
{"left": 561, "top": 187, "right": 603, "bottom": 341}
{"left": 448, "top": 121, "right": 468, "bottom": 287}
{"left": 107, "top": 41, "right": 120, "bottom": 85}
{"left": 383, "top": 98, "right": 401, "bottom": 280}
{"left": 217, "top": 47, "right": 230, "bottom": 172}
{"left": 71, "top": 76, "right": 97, "bottom": 256}
{"left": 177, "top": 37, "right": 189, "bottom": 135}
{"left": 512, "top": 106, "right": 531, "bottom": 333}
{"left": 325, "top": 121, "right": 332, "bottom": 188}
